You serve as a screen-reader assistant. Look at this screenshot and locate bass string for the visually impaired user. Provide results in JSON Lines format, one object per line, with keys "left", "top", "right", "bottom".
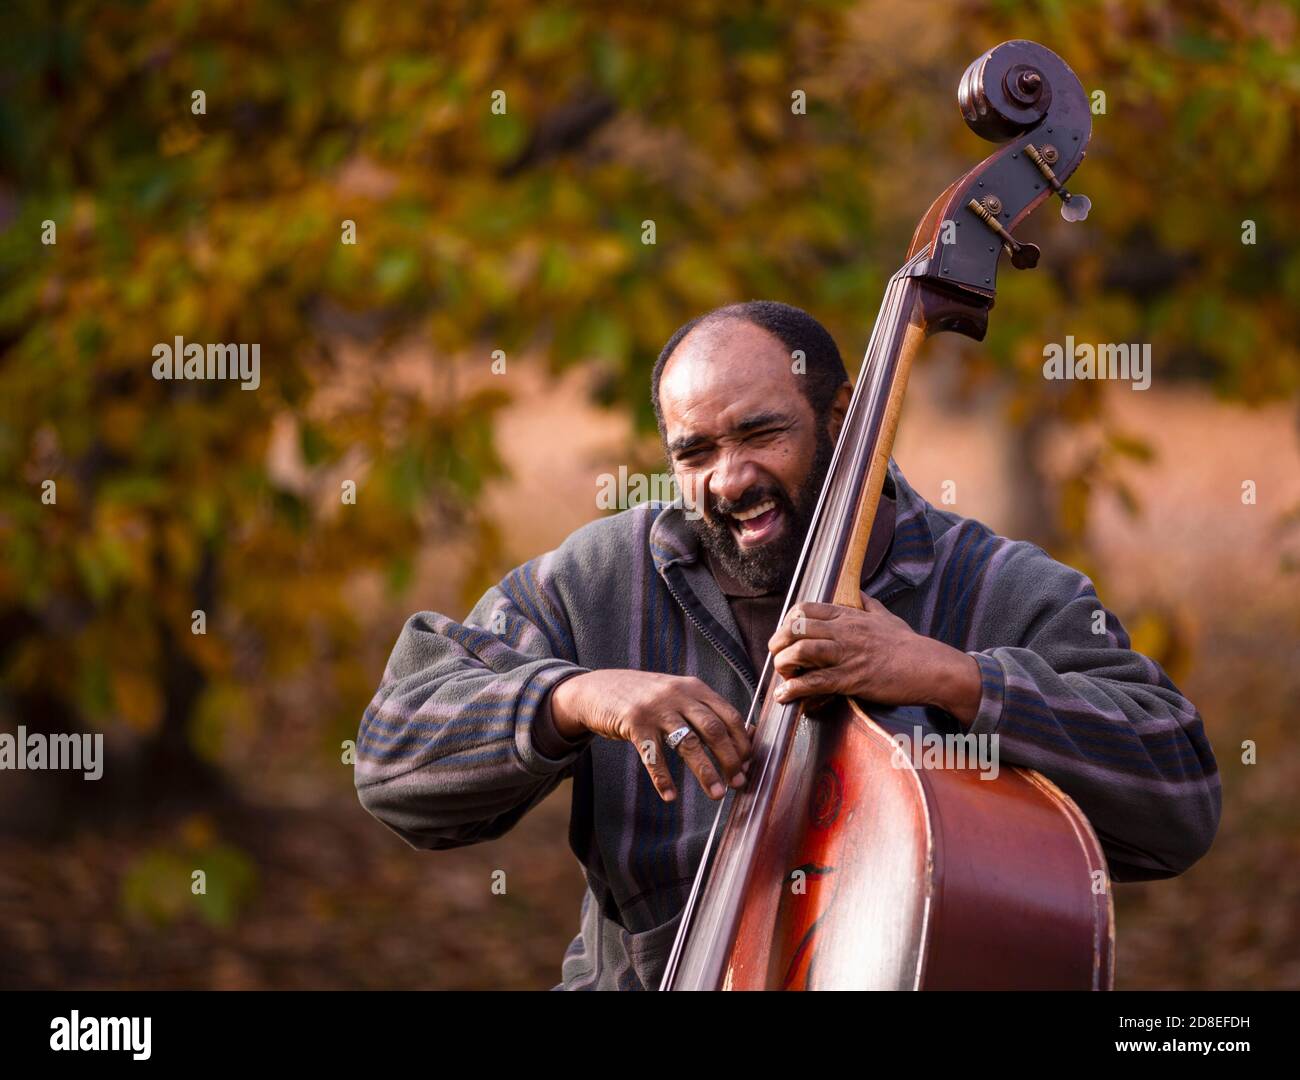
{"left": 704, "top": 268, "right": 917, "bottom": 948}
{"left": 664, "top": 257, "right": 923, "bottom": 988}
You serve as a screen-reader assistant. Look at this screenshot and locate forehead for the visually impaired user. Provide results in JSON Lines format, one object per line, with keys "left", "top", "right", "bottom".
{"left": 659, "top": 319, "right": 807, "bottom": 433}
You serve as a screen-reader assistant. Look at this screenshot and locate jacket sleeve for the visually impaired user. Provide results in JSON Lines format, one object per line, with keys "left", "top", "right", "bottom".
{"left": 354, "top": 548, "right": 594, "bottom": 851}
{"left": 961, "top": 540, "right": 1221, "bottom": 883}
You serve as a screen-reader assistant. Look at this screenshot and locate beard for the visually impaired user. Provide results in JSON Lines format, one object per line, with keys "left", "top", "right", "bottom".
{"left": 684, "top": 423, "right": 836, "bottom": 594}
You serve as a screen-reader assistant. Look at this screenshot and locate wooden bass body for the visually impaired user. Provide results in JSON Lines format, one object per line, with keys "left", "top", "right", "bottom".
{"left": 724, "top": 698, "right": 1114, "bottom": 990}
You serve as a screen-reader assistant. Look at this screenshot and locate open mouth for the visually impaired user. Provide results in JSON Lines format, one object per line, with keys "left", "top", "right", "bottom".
{"left": 728, "top": 497, "right": 784, "bottom": 546}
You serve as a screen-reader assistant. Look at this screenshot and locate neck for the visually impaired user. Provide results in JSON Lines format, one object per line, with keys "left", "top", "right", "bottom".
{"left": 782, "top": 258, "right": 926, "bottom": 613}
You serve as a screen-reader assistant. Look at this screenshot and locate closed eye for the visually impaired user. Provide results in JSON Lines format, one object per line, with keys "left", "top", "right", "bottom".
{"left": 670, "top": 419, "right": 794, "bottom": 461}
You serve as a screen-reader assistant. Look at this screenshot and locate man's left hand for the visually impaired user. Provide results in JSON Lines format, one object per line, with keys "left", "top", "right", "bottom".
{"left": 767, "top": 593, "right": 983, "bottom": 724}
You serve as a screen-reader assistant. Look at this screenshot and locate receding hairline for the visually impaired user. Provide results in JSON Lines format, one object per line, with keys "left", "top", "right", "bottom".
{"left": 657, "top": 313, "right": 793, "bottom": 391}
{"left": 651, "top": 299, "right": 851, "bottom": 443}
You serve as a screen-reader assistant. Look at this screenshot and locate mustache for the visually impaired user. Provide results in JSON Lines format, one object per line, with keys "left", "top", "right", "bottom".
{"left": 709, "top": 486, "right": 790, "bottom": 519}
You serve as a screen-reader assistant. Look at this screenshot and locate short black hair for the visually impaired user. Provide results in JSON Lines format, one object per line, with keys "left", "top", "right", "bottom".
{"left": 651, "top": 300, "right": 849, "bottom": 439}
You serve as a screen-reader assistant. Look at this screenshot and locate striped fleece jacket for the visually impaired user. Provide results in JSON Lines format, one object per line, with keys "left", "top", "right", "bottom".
{"left": 354, "top": 458, "right": 1221, "bottom": 990}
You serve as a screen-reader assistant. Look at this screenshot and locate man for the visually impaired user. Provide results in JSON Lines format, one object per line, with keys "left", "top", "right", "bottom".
{"left": 354, "top": 301, "right": 1221, "bottom": 991}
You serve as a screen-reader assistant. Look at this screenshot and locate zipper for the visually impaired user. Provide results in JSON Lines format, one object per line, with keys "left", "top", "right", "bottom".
{"left": 659, "top": 564, "right": 758, "bottom": 694}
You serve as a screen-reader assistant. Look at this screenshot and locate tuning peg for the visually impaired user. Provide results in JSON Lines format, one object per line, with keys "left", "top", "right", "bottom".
{"left": 1008, "top": 239, "right": 1042, "bottom": 269}
{"left": 1023, "top": 143, "right": 1091, "bottom": 222}
{"left": 1059, "top": 192, "right": 1091, "bottom": 222}
{"left": 966, "top": 197, "right": 1040, "bottom": 270}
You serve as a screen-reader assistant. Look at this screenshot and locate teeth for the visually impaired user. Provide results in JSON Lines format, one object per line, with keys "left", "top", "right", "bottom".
{"left": 733, "top": 499, "right": 776, "bottom": 523}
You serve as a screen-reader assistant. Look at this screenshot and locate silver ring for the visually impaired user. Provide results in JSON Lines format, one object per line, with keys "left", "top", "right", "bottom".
{"left": 665, "top": 725, "right": 693, "bottom": 751}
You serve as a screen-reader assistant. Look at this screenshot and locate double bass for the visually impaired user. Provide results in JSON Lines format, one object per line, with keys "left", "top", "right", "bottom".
{"left": 661, "top": 40, "right": 1112, "bottom": 991}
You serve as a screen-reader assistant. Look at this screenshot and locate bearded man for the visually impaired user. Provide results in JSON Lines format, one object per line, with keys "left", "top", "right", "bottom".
{"left": 354, "top": 301, "right": 1220, "bottom": 991}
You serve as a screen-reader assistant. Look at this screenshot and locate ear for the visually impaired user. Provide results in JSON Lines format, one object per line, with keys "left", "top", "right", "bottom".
{"left": 827, "top": 381, "right": 853, "bottom": 441}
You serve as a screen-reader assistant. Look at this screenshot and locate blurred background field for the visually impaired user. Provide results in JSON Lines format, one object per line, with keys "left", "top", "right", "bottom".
{"left": 1, "top": 0, "right": 1297, "bottom": 989}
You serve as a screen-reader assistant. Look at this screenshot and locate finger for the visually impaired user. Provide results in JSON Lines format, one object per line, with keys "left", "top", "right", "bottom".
{"left": 772, "top": 638, "right": 841, "bottom": 679}
{"left": 775, "top": 668, "right": 840, "bottom": 702}
{"left": 678, "top": 702, "right": 747, "bottom": 784}
{"left": 769, "top": 611, "right": 840, "bottom": 654}
{"left": 635, "top": 733, "right": 678, "bottom": 803}
{"left": 670, "top": 725, "right": 729, "bottom": 800}
{"left": 784, "top": 602, "right": 843, "bottom": 622}
{"left": 859, "top": 591, "right": 887, "bottom": 613}
{"left": 683, "top": 679, "right": 752, "bottom": 758}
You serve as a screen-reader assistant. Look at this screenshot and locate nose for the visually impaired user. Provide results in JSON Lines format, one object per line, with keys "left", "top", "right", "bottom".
{"left": 708, "top": 449, "right": 761, "bottom": 509}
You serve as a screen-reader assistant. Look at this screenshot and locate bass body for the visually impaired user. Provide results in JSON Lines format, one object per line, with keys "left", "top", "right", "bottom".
{"left": 727, "top": 697, "right": 1114, "bottom": 990}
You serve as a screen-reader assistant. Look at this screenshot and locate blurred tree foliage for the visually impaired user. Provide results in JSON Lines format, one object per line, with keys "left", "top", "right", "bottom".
{"left": 0, "top": 0, "right": 1296, "bottom": 793}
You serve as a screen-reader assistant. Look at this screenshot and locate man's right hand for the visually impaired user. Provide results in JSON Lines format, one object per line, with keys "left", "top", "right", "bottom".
{"left": 549, "top": 669, "right": 752, "bottom": 803}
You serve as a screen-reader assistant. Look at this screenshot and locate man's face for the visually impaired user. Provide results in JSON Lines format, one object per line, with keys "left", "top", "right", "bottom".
{"left": 658, "top": 319, "right": 847, "bottom": 593}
